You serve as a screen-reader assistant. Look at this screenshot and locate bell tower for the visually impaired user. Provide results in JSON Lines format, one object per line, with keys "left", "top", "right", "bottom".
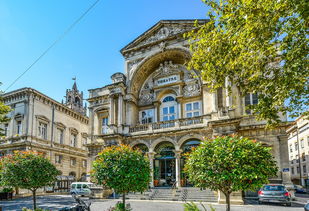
{"left": 65, "top": 78, "right": 86, "bottom": 115}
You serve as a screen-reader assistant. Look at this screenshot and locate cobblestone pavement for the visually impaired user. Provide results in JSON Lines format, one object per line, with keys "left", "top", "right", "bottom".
{"left": 0, "top": 195, "right": 307, "bottom": 211}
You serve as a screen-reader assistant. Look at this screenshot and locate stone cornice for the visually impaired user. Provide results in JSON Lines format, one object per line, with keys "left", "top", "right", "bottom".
{"left": 3, "top": 87, "right": 89, "bottom": 124}
{"left": 120, "top": 19, "right": 208, "bottom": 55}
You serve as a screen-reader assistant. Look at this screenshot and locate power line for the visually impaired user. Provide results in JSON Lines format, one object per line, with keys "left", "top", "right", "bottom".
{"left": 5, "top": 0, "right": 101, "bottom": 92}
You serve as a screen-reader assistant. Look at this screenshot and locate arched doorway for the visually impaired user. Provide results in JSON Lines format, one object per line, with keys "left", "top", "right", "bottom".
{"left": 154, "top": 142, "right": 176, "bottom": 187}
{"left": 133, "top": 144, "right": 149, "bottom": 155}
{"left": 180, "top": 139, "right": 201, "bottom": 187}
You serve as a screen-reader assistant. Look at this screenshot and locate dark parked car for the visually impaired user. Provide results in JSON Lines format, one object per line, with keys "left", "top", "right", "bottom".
{"left": 294, "top": 185, "right": 307, "bottom": 194}
{"left": 258, "top": 184, "right": 292, "bottom": 206}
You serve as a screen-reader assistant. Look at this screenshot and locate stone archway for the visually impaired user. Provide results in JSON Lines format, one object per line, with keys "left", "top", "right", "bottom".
{"left": 150, "top": 137, "right": 179, "bottom": 152}
{"left": 128, "top": 48, "right": 192, "bottom": 98}
{"left": 153, "top": 141, "right": 176, "bottom": 187}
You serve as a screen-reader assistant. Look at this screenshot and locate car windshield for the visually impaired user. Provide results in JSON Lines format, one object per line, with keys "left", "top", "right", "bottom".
{"left": 263, "top": 185, "right": 285, "bottom": 191}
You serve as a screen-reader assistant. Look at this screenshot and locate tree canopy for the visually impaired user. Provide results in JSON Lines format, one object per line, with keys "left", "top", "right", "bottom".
{"left": 186, "top": 0, "right": 308, "bottom": 125}
{"left": 92, "top": 144, "right": 151, "bottom": 209}
{"left": 184, "top": 136, "right": 278, "bottom": 211}
{"left": 0, "top": 151, "right": 60, "bottom": 210}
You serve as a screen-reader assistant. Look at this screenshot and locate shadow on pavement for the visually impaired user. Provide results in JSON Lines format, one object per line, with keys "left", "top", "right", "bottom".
{"left": 0, "top": 195, "right": 76, "bottom": 211}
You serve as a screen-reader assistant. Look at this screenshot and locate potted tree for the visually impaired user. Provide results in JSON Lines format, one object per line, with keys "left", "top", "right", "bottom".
{"left": 153, "top": 167, "right": 160, "bottom": 187}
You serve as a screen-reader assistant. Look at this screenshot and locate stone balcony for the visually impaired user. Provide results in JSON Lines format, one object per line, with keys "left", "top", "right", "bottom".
{"left": 128, "top": 115, "right": 210, "bottom": 135}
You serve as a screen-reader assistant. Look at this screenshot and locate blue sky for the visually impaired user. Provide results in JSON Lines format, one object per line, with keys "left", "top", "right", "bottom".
{"left": 0, "top": 0, "right": 209, "bottom": 103}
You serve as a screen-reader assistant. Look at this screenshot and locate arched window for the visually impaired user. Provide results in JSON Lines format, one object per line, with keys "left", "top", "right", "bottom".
{"left": 161, "top": 95, "right": 177, "bottom": 121}
{"left": 163, "top": 96, "right": 175, "bottom": 102}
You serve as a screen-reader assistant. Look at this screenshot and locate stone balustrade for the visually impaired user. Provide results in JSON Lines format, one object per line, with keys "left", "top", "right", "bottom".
{"left": 129, "top": 115, "right": 207, "bottom": 134}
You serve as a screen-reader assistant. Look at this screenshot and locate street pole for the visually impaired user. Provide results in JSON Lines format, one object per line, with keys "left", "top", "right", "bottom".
{"left": 296, "top": 127, "right": 302, "bottom": 185}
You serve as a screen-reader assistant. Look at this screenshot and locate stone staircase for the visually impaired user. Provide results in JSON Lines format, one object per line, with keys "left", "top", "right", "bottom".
{"left": 181, "top": 187, "right": 217, "bottom": 202}
{"left": 126, "top": 187, "right": 217, "bottom": 202}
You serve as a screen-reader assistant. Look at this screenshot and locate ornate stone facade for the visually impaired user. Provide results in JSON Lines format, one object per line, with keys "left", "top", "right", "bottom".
{"left": 87, "top": 20, "right": 291, "bottom": 193}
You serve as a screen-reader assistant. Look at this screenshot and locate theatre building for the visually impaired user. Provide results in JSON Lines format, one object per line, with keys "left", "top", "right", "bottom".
{"left": 87, "top": 20, "right": 291, "bottom": 193}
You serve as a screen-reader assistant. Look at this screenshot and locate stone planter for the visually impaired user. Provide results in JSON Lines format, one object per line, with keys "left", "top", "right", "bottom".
{"left": 90, "top": 187, "right": 113, "bottom": 199}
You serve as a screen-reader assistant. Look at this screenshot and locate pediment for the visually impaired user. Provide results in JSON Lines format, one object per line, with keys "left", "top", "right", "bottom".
{"left": 121, "top": 19, "right": 207, "bottom": 54}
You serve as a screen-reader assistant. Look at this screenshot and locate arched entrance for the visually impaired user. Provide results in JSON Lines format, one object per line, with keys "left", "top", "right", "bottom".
{"left": 154, "top": 142, "right": 176, "bottom": 187}
{"left": 180, "top": 139, "right": 201, "bottom": 187}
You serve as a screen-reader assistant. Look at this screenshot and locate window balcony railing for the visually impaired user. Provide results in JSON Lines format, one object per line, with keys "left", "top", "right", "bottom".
{"left": 129, "top": 115, "right": 206, "bottom": 133}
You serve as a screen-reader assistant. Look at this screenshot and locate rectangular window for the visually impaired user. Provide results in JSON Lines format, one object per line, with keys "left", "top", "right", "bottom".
{"left": 290, "top": 144, "right": 293, "bottom": 152}
{"left": 70, "top": 158, "right": 76, "bottom": 166}
{"left": 71, "top": 134, "right": 77, "bottom": 147}
{"left": 245, "top": 93, "right": 258, "bottom": 114}
{"left": 57, "top": 129, "right": 64, "bottom": 144}
{"left": 186, "top": 103, "right": 192, "bottom": 111}
{"left": 17, "top": 121, "right": 22, "bottom": 135}
{"left": 304, "top": 165, "right": 307, "bottom": 174}
{"left": 185, "top": 102, "right": 201, "bottom": 118}
{"left": 297, "top": 166, "right": 300, "bottom": 173}
{"left": 291, "top": 167, "right": 294, "bottom": 175}
{"left": 301, "top": 139, "right": 304, "bottom": 148}
{"left": 217, "top": 87, "right": 223, "bottom": 108}
{"left": 303, "top": 153, "right": 306, "bottom": 162}
{"left": 38, "top": 122, "right": 47, "bottom": 139}
{"left": 295, "top": 142, "right": 298, "bottom": 151}
{"left": 4, "top": 124, "right": 8, "bottom": 136}
{"left": 101, "top": 117, "right": 109, "bottom": 134}
{"left": 296, "top": 155, "right": 299, "bottom": 163}
{"left": 55, "top": 154, "right": 62, "bottom": 164}
{"left": 140, "top": 109, "right": 154, "bottom": 124}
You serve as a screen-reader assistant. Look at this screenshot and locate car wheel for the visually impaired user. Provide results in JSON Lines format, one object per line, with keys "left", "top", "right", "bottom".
{"left": 286, "top": 202, "right": 291, "bottom": 207}
{"left": 258, "top": 200, "right": 262, "bottom": 204}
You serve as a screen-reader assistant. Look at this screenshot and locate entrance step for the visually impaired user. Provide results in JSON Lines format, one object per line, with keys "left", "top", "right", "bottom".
{"left": 181, "top": 187, "right": 217, "bottom": 202}
{"left": 126, "top": 188, "right": 217, "bottom": 202}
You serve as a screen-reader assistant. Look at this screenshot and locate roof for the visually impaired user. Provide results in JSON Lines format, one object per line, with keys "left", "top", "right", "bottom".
{"left": 120, "top": 19, "right": 208, "bottom": 54}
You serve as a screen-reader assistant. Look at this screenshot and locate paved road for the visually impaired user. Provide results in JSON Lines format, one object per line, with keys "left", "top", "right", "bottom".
{"left": 0, "top": 195, "right": 307, "bottom": 211}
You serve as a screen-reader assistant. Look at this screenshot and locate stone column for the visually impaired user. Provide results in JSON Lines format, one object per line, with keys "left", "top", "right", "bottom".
{"left": 225, "top": 77, "right": 232, "bottom": 109}
{"left": 212, "top": 92, "right": 217, "bottom": 112}
{"left": 175, "top": 150, "right": 182, "bottom": 188}
{"left": 147, "top": 152, "right": 155, "bottom": 188}
{"left": 118, "top": 94, "right": 123, "bottom": 126}
{"left": 109, "top": 97, "right": 114, "bottom": 125}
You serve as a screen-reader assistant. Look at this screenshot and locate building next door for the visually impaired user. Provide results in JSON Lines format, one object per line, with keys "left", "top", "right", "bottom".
{"left": 154, "top": 142, "right": 176, "bottom": 187}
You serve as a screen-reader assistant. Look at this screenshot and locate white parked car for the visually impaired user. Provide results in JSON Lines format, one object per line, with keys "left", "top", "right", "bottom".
{"left": 70, "top": 182, "right": 94, "bottom": 197}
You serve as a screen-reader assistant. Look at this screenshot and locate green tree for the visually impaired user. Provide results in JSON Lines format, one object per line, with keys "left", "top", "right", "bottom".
{"left": 184, "top": 136, "right": 278, "bottom": 211}
{"left": 186, "top": 0, "right": 308, "bottom": 125}
{"left": 92, "top": 144, "right": 151, "bottom": 210}
{"left": 0, "top": 83, "right": 11, "bottom": 136}
{"left": 0, "top": 151, "right": 60, "bottom": 210}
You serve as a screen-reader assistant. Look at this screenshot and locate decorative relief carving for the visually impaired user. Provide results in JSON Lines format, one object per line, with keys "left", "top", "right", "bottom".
{"left": 154, "top": 61, "right": 181, "bottom": 78}
{"left": 139, "top": 89, "right": 154, "bottom": 106}
{"left": 138, "top": 26, "right": 187, "bottom": 47}
{"left": 183, "top": 81, "right": 201, "bottom": 97}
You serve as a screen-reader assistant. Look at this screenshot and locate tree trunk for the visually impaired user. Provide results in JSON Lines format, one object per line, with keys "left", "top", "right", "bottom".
{"left": 224, "top": 192, "right": 231, "bottom": 211}
{"left": 32, "top": 189, "right": 37, "bottom": 210}
{"left": 122, "top": 193, "right": 126, "bottom": 211}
